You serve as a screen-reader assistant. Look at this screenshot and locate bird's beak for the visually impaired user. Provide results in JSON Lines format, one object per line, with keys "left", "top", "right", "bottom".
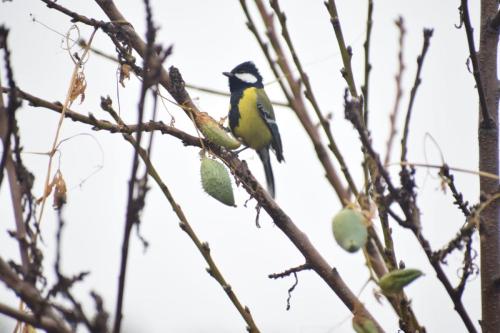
{"left": 222, "top": 71, "right": 233, "bottom": 78}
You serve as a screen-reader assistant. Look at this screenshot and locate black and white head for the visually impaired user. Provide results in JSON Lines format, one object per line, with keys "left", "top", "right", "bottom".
{"left": 223, "top": 61, "right": 264, "bottom": 92}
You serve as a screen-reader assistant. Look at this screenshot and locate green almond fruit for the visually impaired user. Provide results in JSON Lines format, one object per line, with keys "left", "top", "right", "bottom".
{"left": 332, "top": 208, "right": 368, "bottom": 253}
{"left": 378, "top": 268, "right": 423, "bottom": 294}
{"left": 197, "top": 113, "right": 241, "bottom": 150}
{"left": 353, "top": 316, "right": 380, "bottom": 333}
{"left": 200, "top": 157, "right": 235, "bottom": 206}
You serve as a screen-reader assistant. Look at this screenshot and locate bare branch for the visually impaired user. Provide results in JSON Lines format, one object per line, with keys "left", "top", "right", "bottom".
{"left": 400, "top": 28, "right": 433, "bottom": 163}
{"left": 0, "top": 256, "right": 71, "bottom": 332}
{"left": 413, "top": 227, "right": 477, "bottom": 333}
{"left": 361, "top": 0, "right": 373, "bottom": 125}
{"left": 324, "top": 0, "right": 358, "bottom": 97}
{"left": 268, "top": 263, "right": 311, "bottom": 279}
{"left": 385, "top": 17, "right": 406, "bottom": 167}
{"left": 441, "top": 165, "right": 472, "bottom": 217}
{"left": 459, "top": 0, "right": 494, "bottom": 128}
{"left": 113, "top": 1, "right": 159, "bottom": 331}
{"left": 0, "top": 302, "right": 64, "bottom": 333}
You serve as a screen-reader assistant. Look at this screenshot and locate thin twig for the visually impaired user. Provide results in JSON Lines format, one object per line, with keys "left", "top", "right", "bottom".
{"left": 455, "top": 235, "right": 477, "bottom": 298}
{"left": 394, "top": 161, "right": 500, "bottom": 180}
{"left": 459, "top": 0, "right": 493, "bottom": 128}
{"left": 268, "top": 264, "right": 309, "bottom": 310}
{"left": 345, "top": 94, "right": 398, "bottom": 196}
{"left": 186, "top": 83, "right": 290, "bottom": 108}
{"left": 400, "top": 28, "right": 433, "bottom": 163}
{"left": 361, "top": 0, "right": 373, "bottom": 126}
{"left": 440, "top": 164, "right": 472, "bottom": 217}
{"left": 0, "top": 302, "right": 63, "bottom": 332}
{"left": 324, "top": 0, "right": 358, "bottom": 97}
{"left": 37, "top": 27, "right": 98, "bottom": 227}
{"left": 113, "top": 1, "right": 158, "bottom": 331}
{"left": 412, "top": 227, "right": 477, "bottom": 333}
{"left": 48, "top": 211, "right": 101, "bottom": 332}
{"left": 360, "top": 0, "right": 373, "bottom": 196}
{"left": 268, "top": 263, "right": 311, "bottom": 279}
{"left": 436, "top": 223, "right": 476, "bottom": 261}
{"left": 385, "top": 17, "right": 406, "bottom": 166}
{"left": 0, "top": 256, "right": 71, "bottom": 332}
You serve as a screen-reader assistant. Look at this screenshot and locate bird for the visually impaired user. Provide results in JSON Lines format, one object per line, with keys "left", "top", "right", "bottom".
{"left": 223, "top": 61, "right": 284, "bottom": 198}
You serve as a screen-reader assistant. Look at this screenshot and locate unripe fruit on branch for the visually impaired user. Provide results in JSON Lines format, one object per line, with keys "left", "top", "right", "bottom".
{"left": 197, "top": 113, "right": 241, "bottom": 149}
{"left": 332, "top": 208, "right": 368, "bottom": 253}
{"left": 200, "top": 157, "right": 235, "bottom": 206}
{"left": 378, "top": 268, "right": 423, "bottom": 294}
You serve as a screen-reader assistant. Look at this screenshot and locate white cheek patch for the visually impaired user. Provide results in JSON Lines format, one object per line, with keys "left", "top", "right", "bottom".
{"left": 234, "top": 72, "right": 258, "bottom": 84}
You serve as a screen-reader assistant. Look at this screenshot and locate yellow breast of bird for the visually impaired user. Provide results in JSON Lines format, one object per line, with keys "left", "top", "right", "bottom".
{"left": 233, "top": 87, "right": 272, "bottom": 150}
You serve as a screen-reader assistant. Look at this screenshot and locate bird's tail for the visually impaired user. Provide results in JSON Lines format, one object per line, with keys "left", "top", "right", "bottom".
{"left": 257, "top": 148, "right": 275, "bottom": 198}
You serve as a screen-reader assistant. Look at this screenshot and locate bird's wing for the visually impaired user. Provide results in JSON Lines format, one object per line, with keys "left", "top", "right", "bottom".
{"left": 256, "top": 89, "right": 284, "bottom": 162}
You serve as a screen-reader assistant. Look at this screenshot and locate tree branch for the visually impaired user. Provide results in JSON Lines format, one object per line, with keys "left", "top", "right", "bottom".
{"left": 459, "top": 0, "right": 494, "bottom": 128}
{"left": 324, "top": 0, "right": 358, "bottom": 97}
{"left": 0, "top": 256, "right": 71, "bottom": 333}
{"left": 385, "top": 17, "right": 406, "bottom": 167}
{"left": 0, "top": 302, "right": 64, "bottom": 333}
{"left": 113, "top": 2, "right": 160, "bottom": 331}
{"left": 476, "top": 0, "right": 500, "bottom": 330}
{"left": 400, "top": 28, "right": 433, "bottom": 163}
{"left": 361, "top": 0, "right": 373, "bottom": 126}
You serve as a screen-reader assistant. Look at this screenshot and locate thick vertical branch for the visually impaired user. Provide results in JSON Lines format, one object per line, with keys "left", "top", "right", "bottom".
{"left": 477, "top": 0, "right": 500, "bottom": 331}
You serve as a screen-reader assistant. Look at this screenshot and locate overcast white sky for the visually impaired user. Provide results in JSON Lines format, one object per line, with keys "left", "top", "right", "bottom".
{"left": 0, "top": 1, "right": 488, "bottom": 332}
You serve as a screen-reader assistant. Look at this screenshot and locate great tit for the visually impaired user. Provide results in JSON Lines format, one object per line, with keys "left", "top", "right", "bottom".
{"left": 223, "top": 61, "right": 284, "bottom": 198}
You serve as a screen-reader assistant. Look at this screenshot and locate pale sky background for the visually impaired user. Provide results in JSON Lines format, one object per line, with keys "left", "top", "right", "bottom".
{"left": 0, "top": 1, "right": 488, "bottom": 332}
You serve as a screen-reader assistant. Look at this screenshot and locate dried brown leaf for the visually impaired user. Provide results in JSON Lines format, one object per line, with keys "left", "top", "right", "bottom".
{"left": 52, "top": 170, "right": 67, "bottom": 209}
{"left": 119, "top": 63, "right": 132, "bottom": 87}
{"left": 70, "top": 71, "right": 87, "bottom": 105}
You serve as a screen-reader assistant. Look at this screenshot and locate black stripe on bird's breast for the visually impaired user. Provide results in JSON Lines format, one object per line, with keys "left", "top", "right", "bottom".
{"left": 228, "top": 90, "right": 243, "bottom": 132}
